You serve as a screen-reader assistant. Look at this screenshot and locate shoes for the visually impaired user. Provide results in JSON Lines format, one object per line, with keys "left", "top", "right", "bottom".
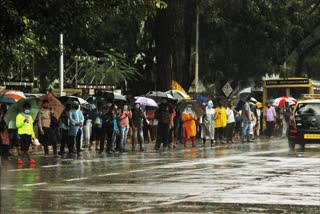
{"left": 58, "top": 151, "right": 64, "bottom": 156}
{"left": 140, "top": 148, "right": 146, "bottom": 152}
{"left": 192, "top": 144, "right": 196, "bottom": 147}
{"left": 183, "top": 144, "right": 187, "bottom": 148}
{"left": 29, "top": 159, "right": 36, "bottom": 164}
{"left": 18, "top": 158, "right": 23, "bottom": 164}
{"left": 54, "top": 154, "right": 61, "bottom": 158}
{"left": 107, "top": 150, "right": 113, "bottom": 154}
{"left": 132, "top": 147, "right": 136, "bottom": 152}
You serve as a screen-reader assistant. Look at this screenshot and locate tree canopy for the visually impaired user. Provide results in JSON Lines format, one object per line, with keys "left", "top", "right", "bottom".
{"left": 1, "top": 0, "right": 320, "bottom": 94}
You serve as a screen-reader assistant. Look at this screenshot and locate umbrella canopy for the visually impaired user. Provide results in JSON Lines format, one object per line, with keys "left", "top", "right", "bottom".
{"left": 193, "top": 96, "right": 209, "bottom": 103}
{"left": 179, "top": 100, "right": 205, "bottom": 117}
{"left": 59, "top": 96, "right": 88, "bottom": 105}
{"left": 134, "top": 97, "right": 158, "bottom": 107}
{"left": 81, "top": 103, "right": 97, "bottom": 111}
{"left": 238, "top": 87, "right": 252, "bottom": 101}
{"left": 4, "top": 98, "right": 40, "bottom": 125}
{"left": 146, "top": 91, "right": 174, "bottom": 100}
{"left": 94, "top": 91, "right": 127, "bottom": 102}
{"left": 0, "top": 96, "right": 16, "bottom": 104}
{"left": 272, "top": 96, "right": 297, "bottom": 107}
{"left": 165, "top": 90, "right": 191, "bottom": 100}
{"left": 0, "top": 90, "right": 25, "bottom": 102}
{"left": 38, "top": 93, "right": 65, "bottom": 119}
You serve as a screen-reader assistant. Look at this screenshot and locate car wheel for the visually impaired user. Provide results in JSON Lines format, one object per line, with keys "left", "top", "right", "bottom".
{"left": 288, "top": 139, "right": 295, "bottom": 150}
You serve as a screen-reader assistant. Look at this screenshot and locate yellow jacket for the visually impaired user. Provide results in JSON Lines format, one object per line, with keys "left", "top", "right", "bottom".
{"left": 16, "top": 113, "right": 35, "bottom": 137}
{"left": 181, "top": 112, "right": 198, "bottom": 138}
{"left": 215, "top": 107, "right": 227, "bottom": 128}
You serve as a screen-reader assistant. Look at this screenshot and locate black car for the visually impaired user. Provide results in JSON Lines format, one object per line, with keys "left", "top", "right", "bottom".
{"left": 288, "top": 99, "right": 320, "bottom": 149}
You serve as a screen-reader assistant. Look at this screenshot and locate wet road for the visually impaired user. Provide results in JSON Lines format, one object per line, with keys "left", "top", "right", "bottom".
{"left": 1, "top": 138, "right": 320, "bottom": 213}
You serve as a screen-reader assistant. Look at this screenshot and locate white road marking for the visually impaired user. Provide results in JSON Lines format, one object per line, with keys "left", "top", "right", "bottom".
{"left": 23, "top": 182, "right": 47, "bottom": 187}
{"left": 97, "top": 173, "right": 120, "bottom": 177}
{"left": 64, "top": 177, "right": 88, "bottom": 182}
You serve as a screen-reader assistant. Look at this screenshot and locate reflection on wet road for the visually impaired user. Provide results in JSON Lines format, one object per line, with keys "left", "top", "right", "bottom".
{"left": 1, "top": 138, "right": 320, "bottom": 213}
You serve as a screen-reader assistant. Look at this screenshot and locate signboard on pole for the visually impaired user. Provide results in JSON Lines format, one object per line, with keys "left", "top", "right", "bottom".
{"left": 222, "top": 82, "right": 233, "bottom": 97}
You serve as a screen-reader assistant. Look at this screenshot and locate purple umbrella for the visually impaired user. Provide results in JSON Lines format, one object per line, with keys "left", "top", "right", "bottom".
{"left": 135, "top": 97, "right": 158, "bottom": 107}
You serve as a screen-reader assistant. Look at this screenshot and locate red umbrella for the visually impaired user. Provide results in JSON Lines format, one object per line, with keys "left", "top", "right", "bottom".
{"left": 272, "top": 96, "right": 297, "bottom": 107}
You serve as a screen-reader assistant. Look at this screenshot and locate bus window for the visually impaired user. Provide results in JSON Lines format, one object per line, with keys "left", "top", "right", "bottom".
{"left": 290, "top": 87, "right": 309, "bottom": 99}
{"left": 267, "top": 88, "right": 286, "bottom": 100}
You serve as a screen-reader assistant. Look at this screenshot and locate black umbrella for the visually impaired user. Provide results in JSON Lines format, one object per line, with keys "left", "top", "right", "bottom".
{"left": 179, "top": 100, "right": 205, "bottom": 117}
{"left": 94, "top": 91, "right": 127, "bottom": 102}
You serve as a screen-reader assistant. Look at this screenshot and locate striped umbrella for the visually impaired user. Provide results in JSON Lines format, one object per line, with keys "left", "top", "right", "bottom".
{"left": 272, "top": 96, "right": 297, "bottom": 107}
{"left": 0, "top": 90, "right": 26, "bottom": 102}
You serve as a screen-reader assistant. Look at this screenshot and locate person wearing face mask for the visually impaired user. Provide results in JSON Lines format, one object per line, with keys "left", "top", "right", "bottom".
{"left": 200, "top": 100, "right": 216, "bottom": 147}
{"left": 131, "top": 103, "right": 146, "bottom": 152}
{"left": 118, "top": 104, "right": 132, "bottom": 153}
{"left": 38, "top": 99, "right": 60, "bottom": 157}
{"left": 68, "top": 101, "right": 84, "bottom": 156}
{"left": 181, "top": 104, "right": 198, "bottom": 147}
{"left": 265, "top": 102, "right": 276, "bottom": 138}
{"left": 16, "top": 102, "right": 36, "bottom": 165}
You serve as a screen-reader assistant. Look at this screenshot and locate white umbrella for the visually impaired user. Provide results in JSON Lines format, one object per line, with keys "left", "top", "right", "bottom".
{"left": 238, "top": 87, "right": 252, "bottom": 101}
{"left": 165, "top": 90, "right": 191, "bottom": 100}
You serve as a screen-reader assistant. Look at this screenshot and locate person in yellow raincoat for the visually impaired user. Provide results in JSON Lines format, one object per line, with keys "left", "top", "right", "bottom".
{"left": 181, "top": 104, "right": 198, "bottom": 147}
{"left": 215, "top": 100, "right": 227, "bottom": 144}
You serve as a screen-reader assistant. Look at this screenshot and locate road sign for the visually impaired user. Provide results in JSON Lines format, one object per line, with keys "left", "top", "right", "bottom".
{"left": 222, "top": 82, "right": 233, "bottom": 97}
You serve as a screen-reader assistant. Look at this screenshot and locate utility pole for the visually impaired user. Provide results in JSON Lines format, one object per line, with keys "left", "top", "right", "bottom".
{"left": 59, "top": 33, "right": 64, "bottom": 96}
{"left": 195, "top": 1, "right": 199, "bottom": 93}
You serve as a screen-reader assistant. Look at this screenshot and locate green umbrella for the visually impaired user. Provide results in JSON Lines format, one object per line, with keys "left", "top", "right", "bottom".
{"left": 4, "top": 98, "right": 40, "bottom": 126}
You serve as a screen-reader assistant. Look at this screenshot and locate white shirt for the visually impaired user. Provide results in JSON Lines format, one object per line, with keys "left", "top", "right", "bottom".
{"left": 226, "top": 107, "right": 235, "bottom": 123}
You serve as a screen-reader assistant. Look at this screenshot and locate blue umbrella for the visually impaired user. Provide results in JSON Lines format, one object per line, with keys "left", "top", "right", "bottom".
{"left": 0, "top": 96, "right": 16, "bottom": 104}
{"left": 193, "top": 96, "right": 208, "bottom": 103}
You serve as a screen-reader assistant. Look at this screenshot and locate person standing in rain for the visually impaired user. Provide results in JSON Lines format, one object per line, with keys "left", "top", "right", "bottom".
{"left": 226, "top": 101, "right": 235, "bottom": 143}
{"left": 255, "top": 102, "right": 262, "bottom": 137}
{"left": 215, "top": 100, "right": 227, "bottom": 144}
{"left": 265, "top": 102, "right": 276, "bottom": 138}
{"left": 118, "top": 104, "right": 132, "bottom": 153}
{"left": 38, "top": 99, "right": 59, "bottom": 157}
{"left": 131, "top": 103, "right": 145, "bottom": 152}
{"left": 58, "top": 108, "right": 69, "bottom": 156}
{"left": 154, "top": 98, "right": 173, "bottom": 150}
{"left": 16, "top": 102, "right": 36, "bottom": 165}
{"left": 181, "top": 104, "right": 198, "bottom": 147}
{"left": 281, "top": 101, "right": 291, "bottom": 138}
{"left": 241, "top": 96, "right": 252, "bottom": 143}
{"left": 68, "top": 101, "right": 84, "bottom": 156}
{"left": 200, "top": 100, "right": 215, "bottom": 147}
{"left": 0, "top": 104, "right": 10, "bottom": 156}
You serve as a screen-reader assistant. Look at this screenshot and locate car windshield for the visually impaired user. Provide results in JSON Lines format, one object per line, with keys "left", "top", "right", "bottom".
{"left": 296, "top": 103, "right": 320, "bottom": 116}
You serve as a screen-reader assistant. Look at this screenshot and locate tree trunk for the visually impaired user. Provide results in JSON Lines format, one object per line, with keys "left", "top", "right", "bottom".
{"left": 154, "top": 0, "right": 174, "bottom": 91}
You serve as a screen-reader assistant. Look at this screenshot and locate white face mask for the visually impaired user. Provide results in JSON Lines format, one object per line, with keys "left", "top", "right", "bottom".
{"left": 123, "top": 105, "right": 128, "bottom": 110}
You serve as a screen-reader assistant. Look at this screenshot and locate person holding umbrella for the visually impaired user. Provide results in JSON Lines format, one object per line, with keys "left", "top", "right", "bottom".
{"left": 16, "top": 102, "right": 36, "bottom": 165}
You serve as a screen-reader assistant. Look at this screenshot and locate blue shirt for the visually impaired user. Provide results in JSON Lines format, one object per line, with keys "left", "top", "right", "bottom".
{"left": 68, "top": 108, "right": 84, "bottom": 136}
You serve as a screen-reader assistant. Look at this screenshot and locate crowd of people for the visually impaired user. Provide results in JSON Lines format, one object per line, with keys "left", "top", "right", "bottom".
{"left": 0, "top": 94, "right": 293, "bottom": 165}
